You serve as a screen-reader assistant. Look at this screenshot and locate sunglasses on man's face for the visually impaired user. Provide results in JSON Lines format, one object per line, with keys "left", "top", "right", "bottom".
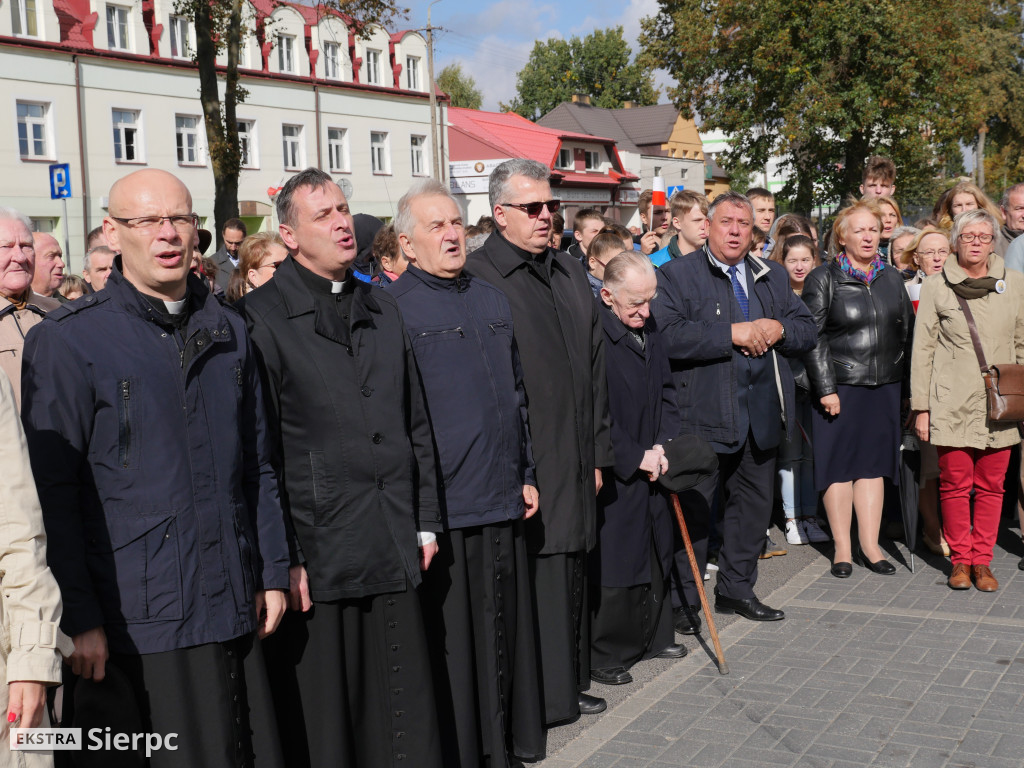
{"left": 502, "top": 199, "right": 561, "bottom": 217}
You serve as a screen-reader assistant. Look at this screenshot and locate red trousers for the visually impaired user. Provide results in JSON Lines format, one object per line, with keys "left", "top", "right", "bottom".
{"left": 936, "top": 446, "right": 1010, "bottom": 566}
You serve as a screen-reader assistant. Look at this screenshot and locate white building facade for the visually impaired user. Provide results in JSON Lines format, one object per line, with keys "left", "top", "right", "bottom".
{"left": 1, "top": 0, "right": 444, "bottom": 268}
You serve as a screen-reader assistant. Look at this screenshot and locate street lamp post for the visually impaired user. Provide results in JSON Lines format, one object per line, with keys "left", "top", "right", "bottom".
{"left": 427, "top": 0, "right": 442, "bottom": 180}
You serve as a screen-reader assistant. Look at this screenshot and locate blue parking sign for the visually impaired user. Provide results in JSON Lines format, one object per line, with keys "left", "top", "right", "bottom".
{"left": 49, "top": 163, "right": 71, "bottom": 199}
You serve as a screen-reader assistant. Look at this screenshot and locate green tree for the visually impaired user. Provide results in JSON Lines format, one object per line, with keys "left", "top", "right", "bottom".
{"left": 640, "top": 0, "right": 1024, "bottom": 212}
{"left": 175, "top": 0, "right": 407, "bottom": 246}
{"left": 437, "top": 63, "right": 482, "bottom": 109}
{"left": 506, "top": 27, "right": 659, "bottom": 120}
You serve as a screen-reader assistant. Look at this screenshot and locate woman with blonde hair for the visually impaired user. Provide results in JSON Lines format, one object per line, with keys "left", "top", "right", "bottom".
{"left": 802, "top": 199, "right": 914, "bottom": 577}
{"left": 238, "top": 231, "right": 288, "bottom": 294}
{"left": 937, "top": 181, "right": 1008, "bottom": 255}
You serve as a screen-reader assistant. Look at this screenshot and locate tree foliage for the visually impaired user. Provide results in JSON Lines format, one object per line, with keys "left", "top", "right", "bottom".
{"left": 506, "top": 27, "right": 659, "bottom": 121}
{"left": 437, "top": 63, "right": 483, "bottom": 109}
{"left": 639, "top": 0, "right": 1024, "bottom": 211}
{"left": 175, "top": 0, "right": 407, "bottom": 245}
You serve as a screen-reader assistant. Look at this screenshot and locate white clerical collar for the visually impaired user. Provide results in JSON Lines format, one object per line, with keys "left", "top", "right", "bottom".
{"left": 331, "top": 279, "right": 347, "bottom": 294}
{"left": 164, "top": 297, "right": 187, "bottom": 314}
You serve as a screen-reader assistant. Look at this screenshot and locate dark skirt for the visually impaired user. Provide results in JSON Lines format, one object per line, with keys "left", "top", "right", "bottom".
{"left": 262, "top": 584, "right": 442, "bottom": 768}
{"left": 69, "top": 636, "right": 282, "bottom": 768}
{"left": 528, "top": 551, "right": 591, "bottom": 726}
{"left": 590, "top": 539, "right": 674, "bottom": 671}
{"left": 419, "top": 521, "right": 544, "bottom": 766}
{"left": 812, "top": 381, "right": 901, "bottom": 491}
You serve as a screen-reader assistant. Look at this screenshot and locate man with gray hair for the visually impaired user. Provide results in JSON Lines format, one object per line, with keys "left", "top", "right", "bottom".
{"left": 1000, "top": 183, "right": 1024, "bottom": 274}
{"left": 82, "top": 245, "right": 116, "bottom": 292}
{"left": 468, "top": 158, "right": 615, "bottom": 726}
{"left": 0, "top": 207, "right": 58, "bottom": 407}
{"left": 652, "top": 191, "right": 816, "bottom": 626}
{"left": 30, "top": 232, "right": 66, "bottom": 301}
{"left": 386, "top": 177, "right": 544, "bottom": 765}
{"left": 242, "top": 168, "right": 443, "bottom": 767}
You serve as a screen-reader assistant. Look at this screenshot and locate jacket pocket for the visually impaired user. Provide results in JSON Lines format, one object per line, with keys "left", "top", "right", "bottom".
{"left": 86, "top": 513, "right": 183, "bottom": 623}
{"left": 309, "top": 450, "right": 332, "bottom": 527}
{"left": 233, "top": 504, "right": 256, "bottom": 602}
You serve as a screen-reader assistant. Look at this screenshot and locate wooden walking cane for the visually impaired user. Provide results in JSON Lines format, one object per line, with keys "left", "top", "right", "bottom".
{"left": 671, "top": 492, "right": 728, "bottom": 675}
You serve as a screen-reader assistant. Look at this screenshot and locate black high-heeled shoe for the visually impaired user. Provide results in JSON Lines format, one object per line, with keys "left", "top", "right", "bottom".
{"left": 831, "top": 561, "right": 853, "bottom": 578}
{"left": 856, "top": 552, "right": 896, "bottom": 575}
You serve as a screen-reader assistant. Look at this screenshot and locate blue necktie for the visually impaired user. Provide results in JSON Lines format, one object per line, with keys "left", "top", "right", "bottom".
{"left": 729, "top": 265, "right": 749, "bottom": 321}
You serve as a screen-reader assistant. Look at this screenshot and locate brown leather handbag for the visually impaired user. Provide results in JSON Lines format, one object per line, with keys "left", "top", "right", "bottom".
{"left": 956, "top": 294, "right": 1024, "bottom": 423}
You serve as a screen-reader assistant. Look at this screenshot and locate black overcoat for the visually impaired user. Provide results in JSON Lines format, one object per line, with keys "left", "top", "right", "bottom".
{"left": 595, "top": 306, "right": 680, "bottom": 588}
{"left": 467, "top": 232, "right": 614, "bottom": 555}
{"left": 241, "top": 257, "right": 441, "bottom": 601}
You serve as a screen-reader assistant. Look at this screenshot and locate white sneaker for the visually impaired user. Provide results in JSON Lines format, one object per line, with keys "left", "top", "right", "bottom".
{"left": 801, "top": 516, "right": 830, "bottom": 543}
{"left": 785, "top": 518, "right": 808, "bottom": 545}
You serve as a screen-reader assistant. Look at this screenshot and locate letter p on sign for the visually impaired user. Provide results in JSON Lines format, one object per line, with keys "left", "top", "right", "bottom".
{"left": 49, "top": 163, "right": 71, "bottom": 199}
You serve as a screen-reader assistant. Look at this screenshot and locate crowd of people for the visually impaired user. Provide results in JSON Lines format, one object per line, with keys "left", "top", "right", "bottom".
{"left": 1, "top": 153, "right": 1023, "bottom": 768}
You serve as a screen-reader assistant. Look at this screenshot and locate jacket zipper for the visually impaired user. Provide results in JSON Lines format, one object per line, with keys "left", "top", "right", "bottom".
{"left": 118, "top": 379, "right": 132, "bottom": 468}
{"left": 417, "top": 326, "right": 464, "bottom": 338}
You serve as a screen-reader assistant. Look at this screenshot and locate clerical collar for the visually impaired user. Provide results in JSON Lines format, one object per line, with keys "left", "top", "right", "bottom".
{"left": 294, "top": 259, "right": 351, "bottom": 296}
{"left": 164, "top": 297, "right": 187, "bottom": 314}
{"left": 497, "top": 230, "right": 548, "bottom": 264}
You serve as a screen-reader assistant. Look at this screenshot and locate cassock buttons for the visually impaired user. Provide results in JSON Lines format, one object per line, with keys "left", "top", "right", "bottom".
{"left": 361, "top": 385, "right": 373, "bottom": 397}
{"left": 372, "top": 433, "right": 383, "bottom": 444}
{"left": 377, "top": 478, "right": 386, "bottom": 489}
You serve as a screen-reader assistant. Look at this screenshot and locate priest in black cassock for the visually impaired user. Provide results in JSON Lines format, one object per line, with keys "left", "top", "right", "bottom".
{"left": 468, "top": 159, "right": 615, "bottom": 727}
{"left": 387, "top": 178, "right": 544, "bottom": 767}
{"left": 243, "top": 169, "right": 443, "bottom": 768}
{"left": 590, "top": 252, "right": 687, "bottom": 685}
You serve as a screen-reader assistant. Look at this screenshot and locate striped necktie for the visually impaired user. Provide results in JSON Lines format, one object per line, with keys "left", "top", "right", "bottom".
{"left": 728, "top": 264, "right": 749, "bottom": 321}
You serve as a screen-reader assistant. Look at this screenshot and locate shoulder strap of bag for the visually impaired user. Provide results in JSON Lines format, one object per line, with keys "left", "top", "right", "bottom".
{"left": 954, "top": 293, "right": 990, "bottom": 373}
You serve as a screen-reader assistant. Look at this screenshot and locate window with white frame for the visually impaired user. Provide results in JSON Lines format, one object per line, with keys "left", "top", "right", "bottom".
{"left": 365, "top": 49, "right": 381, "bottom": 85}
{"left": 370, "top": 131, "right": 390, "bottom": 174}
{"left": 169, "top": 15, "right": 190, "bottom": 59}
{"left": 327, "top": 128, "right": 349, "bottom": 173}
{"left": 322, "top": 41, "right": 340, "bottom": 79}
{"left": 584, "top": 150, "right": 600, "bottom": 170}
{"left": 405, "top": 56, "right": 420, "bottom": 90}
{"left": 277, "top": 34, "right": 295, "bottom": 73}
{"left": 556, "top": 148, "right": 572, "bottom": 169}
{"left": 10, "top": 0, "right": 39, "bottom": 37}
{"left": 175, "top": 115, "right": 203, "bottom": 165}
{"left": 16, "top": 101, "right": 50, "bottom": 159}
{"left": 282, "top": 124, "right": 304, "bottom": 170}
{"left": 410, "top": 135, "right": 427, "bottom": 176}
{"left": 237, "top": 120, "right": 257, "bottom": 168}
{"left": 106, "top": 4, "right": 130, "bottom": 50}
{"left": 112, "top": 109, "right": 141, "bottom": 162}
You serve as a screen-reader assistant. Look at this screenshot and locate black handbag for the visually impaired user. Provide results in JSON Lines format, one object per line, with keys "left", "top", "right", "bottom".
{"left": 956, "top": 294, "right": 1024, "bottom": 423}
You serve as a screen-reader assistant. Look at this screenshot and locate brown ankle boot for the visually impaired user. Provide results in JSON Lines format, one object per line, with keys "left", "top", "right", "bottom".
{"left": 948, "top": 563, "right": 971, "bottom": 589}
{"left": 971, "top": 565, "right": 998, "bottom": 592}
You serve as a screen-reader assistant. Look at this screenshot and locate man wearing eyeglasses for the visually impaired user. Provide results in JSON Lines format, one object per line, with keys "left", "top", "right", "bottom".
{"left": 21, "top": 168, "right": 290, "bottom": 765}
{"left": 468, "top": 158, "right": 615, "bottom": 728}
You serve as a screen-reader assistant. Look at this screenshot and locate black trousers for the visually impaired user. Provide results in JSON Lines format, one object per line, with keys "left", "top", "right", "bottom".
{"left": 672, "top": 435, "right": 777, "bottom": 605}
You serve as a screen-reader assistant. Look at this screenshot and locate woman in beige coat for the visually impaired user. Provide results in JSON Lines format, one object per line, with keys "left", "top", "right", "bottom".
{"left": 911, "top": 209, "right": 1024, "bottom": 593}
{"left": 0, "top": 370, "right": 71, "bottom": 766}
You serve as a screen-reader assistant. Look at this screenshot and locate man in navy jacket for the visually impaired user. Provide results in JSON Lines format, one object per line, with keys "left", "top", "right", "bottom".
{"left": 387, "top": 178, "right": 543, "bottom": 767}
{"left": 652, "top": 191, "right": 816, "bottom": 624}
{"left": 21, "top": 169, "right": 290, "bottom": 765}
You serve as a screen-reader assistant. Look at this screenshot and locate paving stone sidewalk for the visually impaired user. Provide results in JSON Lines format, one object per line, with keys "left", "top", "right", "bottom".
{"left": 538, "top": 529, "right": 1024, "bottom": 768}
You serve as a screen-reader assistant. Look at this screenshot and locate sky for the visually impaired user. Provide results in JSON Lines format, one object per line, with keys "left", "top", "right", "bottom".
{"left": 416, "top": 0, "right": 669, "bottom": 112}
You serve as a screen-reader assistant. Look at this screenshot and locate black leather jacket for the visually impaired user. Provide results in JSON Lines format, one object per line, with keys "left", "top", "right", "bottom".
{"left": 801, "top": 260, "right": 913, "bottom": 397}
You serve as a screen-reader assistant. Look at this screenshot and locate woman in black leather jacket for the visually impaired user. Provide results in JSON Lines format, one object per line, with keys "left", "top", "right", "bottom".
{"left": 802, "top": 199, "right": 914, "bottom": 578}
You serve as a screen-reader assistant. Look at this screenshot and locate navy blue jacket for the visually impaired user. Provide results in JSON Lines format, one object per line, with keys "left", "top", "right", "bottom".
{"left": 387, "top": 265, "right": 536, "bottom": 528}
{"left": 651, "top": 247, "right": 817, "bottom": 449}
{"left": 21, "top": 268, "right": 290, "bottom": 655}
{"left": 595, "top": 305, "right": 680, "bottom": 588}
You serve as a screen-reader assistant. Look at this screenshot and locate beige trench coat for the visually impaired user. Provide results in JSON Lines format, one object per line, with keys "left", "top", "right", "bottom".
{"left": 0, "top": 294, "right": 59, "bottom": 409}
{"left": 910, "top": 253, "right": 1024, "bottom": 450}
{"left": 0, "top": 371, "right": 72, "bottom": 768}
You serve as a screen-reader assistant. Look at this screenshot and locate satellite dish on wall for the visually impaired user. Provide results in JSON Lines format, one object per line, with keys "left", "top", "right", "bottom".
{"left": 338, "top": 177, "right": 354, "bottom": 200}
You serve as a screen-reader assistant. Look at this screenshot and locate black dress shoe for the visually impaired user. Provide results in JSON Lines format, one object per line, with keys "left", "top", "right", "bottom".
{"left": 673, "top": 606, "right": 701, "bottom": 635}
{"left": 590, "top": 667, "right": 632, "bottom": 685}
{"left": 831, "top": 561, "right": 853, "bottom": 578}
{"left": 859, "top": 556, "right": 897, "bottom": 575}
{"left": 655, "top": 643, "right": 688, "bottom": 659}
{"left": 1018, "top": 553, "right": 1024, "bottom": 571}
{"left": 714, "top": 592, "right": 785, "bottom": 621}
{"left": 578, "top": 693, "right": 607, "bottom": 714}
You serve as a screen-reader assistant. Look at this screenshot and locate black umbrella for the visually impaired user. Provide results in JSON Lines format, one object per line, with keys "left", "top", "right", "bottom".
{"left": 898, "top": 433, "right": 920, "bottom": 573}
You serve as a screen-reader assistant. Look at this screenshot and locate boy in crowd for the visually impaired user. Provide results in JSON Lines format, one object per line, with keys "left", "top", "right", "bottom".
{"left": 587, "top": 232, "right": 633, "bottom": 297}
{"left": 634, "top": 190, "right": 671, "bottom": 255}
{"left": 650, "top": 190, "right": 709, "bottom": 267}
{"left": 860, "top": 156, "right": 897, "bottom": 199}
{"left": 746, "top": 188, "right": 777, "bottom": 234}
{"left": 567, "top": 208, "right": 606, "bottom": 263}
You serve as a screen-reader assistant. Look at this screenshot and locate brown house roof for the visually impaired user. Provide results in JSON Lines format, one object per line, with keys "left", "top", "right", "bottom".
{"left": 537, "top": 103, "right": 681, "bottom": 154}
